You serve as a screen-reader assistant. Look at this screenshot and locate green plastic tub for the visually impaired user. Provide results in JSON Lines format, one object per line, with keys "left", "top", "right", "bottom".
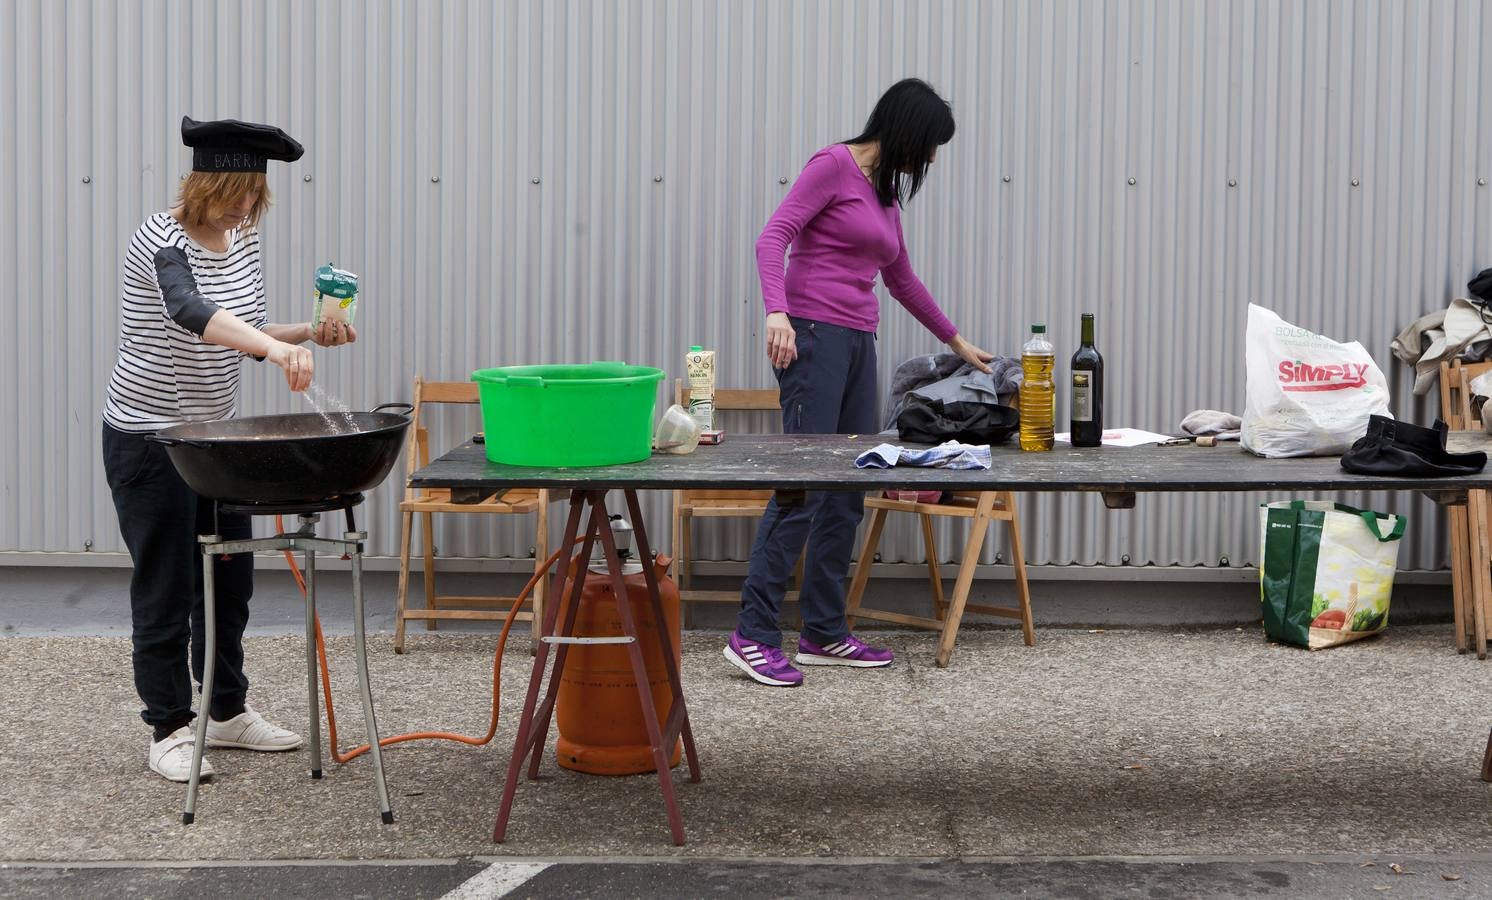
{"left": 472, "top": 362, "right": 665, "bottom": 467}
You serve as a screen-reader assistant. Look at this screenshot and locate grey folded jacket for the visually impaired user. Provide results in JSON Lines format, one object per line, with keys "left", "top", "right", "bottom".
{"left": 882, "top": 353, "right": 1023, "bottom": 432}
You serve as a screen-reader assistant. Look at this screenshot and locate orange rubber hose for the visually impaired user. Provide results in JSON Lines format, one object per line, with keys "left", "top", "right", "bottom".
{"left": 276, "top": 514, "right": 563, "bottom": 764}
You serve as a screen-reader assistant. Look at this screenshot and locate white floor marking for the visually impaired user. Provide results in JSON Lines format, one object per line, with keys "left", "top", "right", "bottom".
{"left": 442, "top": 862, "right": 551, "bottom": 899}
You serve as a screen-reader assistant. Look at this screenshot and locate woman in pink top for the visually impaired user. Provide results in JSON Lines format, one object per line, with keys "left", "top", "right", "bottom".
{"left": 725, "top": 79, "right": 993, "bottom": 687}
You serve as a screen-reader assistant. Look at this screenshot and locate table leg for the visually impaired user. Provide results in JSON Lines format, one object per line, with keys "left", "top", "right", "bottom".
{"left": 844, "top": 506, "right": 888, "bottom": 633}
{"left": 1451, "top": 505, "right": 1471, "bottom": 654}
{"left": 1482, "top": 727, "right": 1492, "bottom": 783}
{"left": 525, "top": 495, "right": 601, "bottom": 779}
{"left": 183, "top": 537, "right": 219, "bottom": 825}
{"left": 304, "top": 547, "right": 323, "bottom": 779}
{"left": 625, "top": 490, "right": 702, "bottom": 784}
{"left": 495, "top": 490, "right": 698, "bottom": 845}
{"left": 600, "top": 492, "right": 685, "bottom": 845}
{"left": 1470, "top": 490, "right": 1490, "bottom": 660}
{"left": 494, "top": 493, "right": 585, "bottom": 843}
{"left": 934, "top": 497, "right": 994, "bottom": 668}
{"left": 350, "top": 537, "right": 394, "bottom": 824}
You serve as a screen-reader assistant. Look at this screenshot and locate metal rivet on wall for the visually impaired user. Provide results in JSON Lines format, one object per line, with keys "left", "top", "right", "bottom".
{"left": 1227, "top": 178, "right": 1237, "bottom": 187}
{"left": 873, "top": 552, "right": 882, "bottom": 563}
{"left": 431, "top": 175, "right": 440, "bottom": 183}
{"left": 1350, "top": 178, "right": 1360, "bottom": 187}
{"left": 1002, "top": 175, "right": 1011, "bottom": 183}
{"left": 994, "top": 552, "right": 1004, "bottom": 564}
{"left": 303, "top": 174, "right": 313, "bottom": 183}
{"left": 1121, "top": 553, "right": 1131, "bottom": 564}
{"left": 1219, "top": 556, "right": 1230, "bottom": 566}
{"left": 81, "top": 176, "right": 91, "bottom": 184}
{"left": 653, "top": 175, "right": 663, "bottom": 183}
{"left": 778, "top": 176, "right": 788, "bottom": 185}
{"left": 84, "top": 539, "right": 93, "bottom": 551}
{"left": 1127, "top": 177, "right": 1137, "bottom": 186}
{"left": 531, "top": 177, "right": 541, "bottom": 185}
{"left": 1480, "top": 178, "right": 1487, "bottom": 187}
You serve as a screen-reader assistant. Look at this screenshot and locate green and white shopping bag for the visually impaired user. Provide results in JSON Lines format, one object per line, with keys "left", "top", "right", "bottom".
{"left": 1259, "top": 500, "right": 1407, "bottom": 649}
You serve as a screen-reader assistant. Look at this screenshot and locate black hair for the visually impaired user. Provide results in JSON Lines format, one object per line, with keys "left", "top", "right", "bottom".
{"left": 845, "top": 78, "right": 956, "bottom": 207}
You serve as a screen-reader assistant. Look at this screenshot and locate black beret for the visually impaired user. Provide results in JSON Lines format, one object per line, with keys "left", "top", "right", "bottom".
{"left": 181, "top": 116, "right": 304, "bottom": 173}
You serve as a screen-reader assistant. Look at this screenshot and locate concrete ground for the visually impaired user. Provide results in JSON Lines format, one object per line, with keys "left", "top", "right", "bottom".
{"left": 5, "top": 563, "right": 1492, "bottom": 897}
{"left": 7, "top": 856, "right": 1492, "bottom": 899}
{"left": 2, "top": 626, "right": 1490, "bottom": 862}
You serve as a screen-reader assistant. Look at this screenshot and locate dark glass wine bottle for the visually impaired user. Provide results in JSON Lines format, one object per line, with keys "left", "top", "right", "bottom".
{"left": 1070, "top": 313, "right": 1104, "bottom": 447}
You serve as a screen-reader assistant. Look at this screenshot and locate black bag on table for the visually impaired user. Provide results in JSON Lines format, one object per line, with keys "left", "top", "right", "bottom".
{"left": 1468, "top": 267, "right": 1492, "bottom": 303}
{"left": 895, "top": 395, "right": 1019, "bottom": 446}
{"left": 1339, "top": 415, "right": 1487, "bottom": 477}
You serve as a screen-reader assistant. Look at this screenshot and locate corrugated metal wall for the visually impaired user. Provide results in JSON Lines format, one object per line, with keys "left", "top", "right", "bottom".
{"left": 3, "top": 0, "right": 1489, "bottom": 571}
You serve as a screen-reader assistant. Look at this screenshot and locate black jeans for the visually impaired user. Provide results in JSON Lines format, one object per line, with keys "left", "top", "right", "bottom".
{"left": 736, "top": 318, "right": 878, "bottom": 648}
{"left": 102, "top": 423, "right": 253, "bottom": 733}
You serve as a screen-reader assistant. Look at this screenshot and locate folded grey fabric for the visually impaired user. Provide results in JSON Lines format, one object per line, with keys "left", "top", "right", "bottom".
{"left": 883, "top": 352, "right": 1022, "bottom": 431}
{"left": 854, "top": 441, "right": 993, "bottom": 470}
{"left": 1180, "top": 409, "right": 1242, "bottom": 441}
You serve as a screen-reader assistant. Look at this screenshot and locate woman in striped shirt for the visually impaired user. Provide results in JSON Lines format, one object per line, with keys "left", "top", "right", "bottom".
{"left": 101, "top": 118, "right": 356, "bottom": 783}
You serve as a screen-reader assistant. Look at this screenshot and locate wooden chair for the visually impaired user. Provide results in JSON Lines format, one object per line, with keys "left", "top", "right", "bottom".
{"left": 845, "top": 490, "right": 1034, "bottom": 668}
{"left": 844, "top": 392, "right": 1034, "bottom": 668}
{"left": 393, "top": 377, "right": 552, "bottom": 653}
{"left": 670, "top": 381, "right": 803, "bottom": 609}
{"left": 1439, "top": 359, "right": 1492, "bottom": 655}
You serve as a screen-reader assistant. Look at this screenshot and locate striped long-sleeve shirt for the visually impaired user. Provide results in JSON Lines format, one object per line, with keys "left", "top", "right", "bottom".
{"left": 103, "top": 212, "right": 268, "bottom": 432}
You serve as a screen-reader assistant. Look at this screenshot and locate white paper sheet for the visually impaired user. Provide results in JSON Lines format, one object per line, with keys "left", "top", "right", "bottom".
{"left": 1053, "top": 427, "right": 1178, "bottom": 448}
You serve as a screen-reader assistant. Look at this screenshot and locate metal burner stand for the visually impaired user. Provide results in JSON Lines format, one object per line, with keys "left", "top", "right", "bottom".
{"left": 182, "top": 493, "right": 393, "bottom": 825}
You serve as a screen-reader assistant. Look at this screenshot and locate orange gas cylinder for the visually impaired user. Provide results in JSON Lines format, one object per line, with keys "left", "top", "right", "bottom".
{"left": 555, "top": 530, "right": 683, "bottom": 776}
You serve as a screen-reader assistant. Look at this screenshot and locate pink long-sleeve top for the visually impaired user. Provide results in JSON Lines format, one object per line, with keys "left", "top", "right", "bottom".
{"left": 755, "top": 143, "right": 957, "bottom": 342}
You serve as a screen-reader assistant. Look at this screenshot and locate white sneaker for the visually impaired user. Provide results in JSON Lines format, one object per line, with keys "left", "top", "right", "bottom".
{"left": 149, "top": 726, "right": 215, "bottom": 783}
{"left": 205, "top": 706, "right": 303, "bottom": 752}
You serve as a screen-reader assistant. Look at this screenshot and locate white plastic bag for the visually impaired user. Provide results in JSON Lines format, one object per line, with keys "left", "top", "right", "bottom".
{"left": 1241, "top": 304, "right": 1391, "bottom": 458}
